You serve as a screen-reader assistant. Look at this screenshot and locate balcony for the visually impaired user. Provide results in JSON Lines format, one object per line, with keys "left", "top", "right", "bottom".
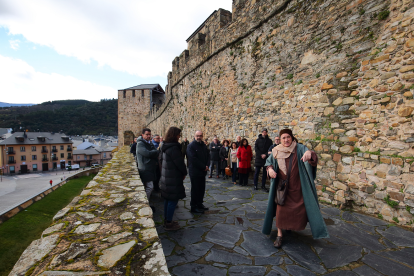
{"left": 67, "top": 156, "right": 73, "bottom": 160}
{"left": 52, "top": 149, "right": 58, "bottom": 153}
{"left": 67, "top": 148, "right": 72, "bottom": 152}
{"left": 8, "top": 160, "right": 16, "bottom": 164}
{"left": 52, "top": 156, "right": 58, "bottom": 161}
{"left": 7, "top": 150, "right": 16, "bottom": 155}
{"left": 41, "top": 149, "right": 48, "bottom": 153}
{"left": 42, "top": 158, "right": 49, "bottom": 162}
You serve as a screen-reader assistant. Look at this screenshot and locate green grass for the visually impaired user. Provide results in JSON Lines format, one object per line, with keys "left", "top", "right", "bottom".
{"left": 0, "top": 174, "right": 95, "bottom": 276}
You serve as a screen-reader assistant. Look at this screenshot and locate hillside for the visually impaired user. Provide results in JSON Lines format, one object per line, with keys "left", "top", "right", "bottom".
{"left": 0, "top": 102, "right": 34, "bottom": 108}
{"left": 0, "top": 99, "right": 117, "bottom": 135}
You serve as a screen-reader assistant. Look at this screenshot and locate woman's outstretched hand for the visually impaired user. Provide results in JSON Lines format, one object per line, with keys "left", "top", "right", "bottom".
{"left": 301, "top": 150, "right": 313, "bottom": 162}
{"left": 268, "top": 168, "right": 277, "bottom": 179}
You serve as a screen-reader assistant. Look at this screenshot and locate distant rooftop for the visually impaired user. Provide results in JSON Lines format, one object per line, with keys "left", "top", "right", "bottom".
{"left": 0, "top": 132, "right": 72, "bottom": 145}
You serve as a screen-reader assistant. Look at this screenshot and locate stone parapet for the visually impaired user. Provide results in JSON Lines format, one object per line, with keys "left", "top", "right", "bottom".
{"left": 9, "top": 146, "right": 169, "bottom": 276}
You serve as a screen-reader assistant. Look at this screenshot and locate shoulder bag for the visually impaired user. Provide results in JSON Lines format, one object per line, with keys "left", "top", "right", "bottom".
{"left": 275, "top": 153, "right": 293, "bottom": 206}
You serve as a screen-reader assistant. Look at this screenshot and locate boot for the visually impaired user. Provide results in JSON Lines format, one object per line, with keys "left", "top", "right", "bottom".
{"left": 164, "top": 221, "right": 180, "bottom": 231}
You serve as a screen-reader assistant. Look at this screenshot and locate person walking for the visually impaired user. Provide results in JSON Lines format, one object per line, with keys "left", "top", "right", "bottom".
{"left": 219, "top": 140, "right": 230, "bottom": 179}
{"left": 254, "top": 128, "right": 273, "bottom": 192}
{"left": 159, "top": 127, "right": 187, "bottom": 231}
{"left": 268, "top": 136, "right": 280, "bottom": 155}
{"left": 181, "top": 138, "right": 190, "bottom": 167}
{"left": 136, "top": 128, "right": 159, "bottom": 204}
{"left": 262, "top": 129, "right": 329, "bottom": 248}
{"left": 237, "top": 138, "right": 252, "bottom": 186}
{"left": 209, "top": 137, "right": 221, "bottom": 178}
{"left": 187, "top": 131, "right": 210, "bottom": 213}
{"left": 229, "top": 142, "right": 239, "bottom": 184}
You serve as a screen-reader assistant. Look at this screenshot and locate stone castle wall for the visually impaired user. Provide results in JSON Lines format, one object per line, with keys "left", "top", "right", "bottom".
{"left": 141, "top": 0, "right": 414, "bottom": 227}
{"left": 118, "top": 89, "right": 152, "bottom": 146}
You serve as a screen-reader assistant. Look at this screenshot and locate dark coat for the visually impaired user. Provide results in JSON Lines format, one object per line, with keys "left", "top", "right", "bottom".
{"left": 136, "top": 136, "right": 159, "bottom": 183}
{"left": 237, "top": 145, "right": 253, "bottom": 169}
{"left": 187, "top": 140, "right": 210, "bottom": 177}
{"left": 130, "top": 142, "right": 137, "bottom": 156}
{"left": 254, "top": 134, "right": 273, "bottom": 167}
{"left": 209, "top": 142, "right": 222, "bottom": 161}
{"left": 181, "top": 140, "right": 189, "bottom": 155}
{"left": 219, "top": 146, "right": 230, "bottom": 169}
{"left": 159, "top": 142, "right": 187, "bottom": 201}
{"left": 268, "top": 143, "right": 278, "bottom": 154}
{"left": 262, "top": 143, "right": 329, "bottom": 239}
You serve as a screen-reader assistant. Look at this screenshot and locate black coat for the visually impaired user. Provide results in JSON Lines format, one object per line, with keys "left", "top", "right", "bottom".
{"left": 219, "top": 146, "right": 230, "bottom": 169}
{"left": 181, "top": 140, "right": 189, "bottom": 155}
{"left": 268, "top": 143, "right": 278, "bottom": 154}
{"left": 159, "top": 142, "right": 187, "bottom": 200}
{"left": 130, "top": 142, "right": 137, "bottom": 156}
{"left": 187, "top": 140, "right": 210, "bottom": 177}
{"left": 209, "top": 142, "right": 222, "bottom": 161}
{"left": 254, "top": 134, "right": 273, "bottom": 167}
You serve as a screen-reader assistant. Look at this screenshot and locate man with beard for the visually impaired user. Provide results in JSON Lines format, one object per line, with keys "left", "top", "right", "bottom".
{"left": 187, "top": 131, "right": 210, "bottom": 213}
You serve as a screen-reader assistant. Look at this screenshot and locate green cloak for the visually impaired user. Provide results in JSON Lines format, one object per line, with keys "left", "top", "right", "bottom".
{"left": 261, "top": 143, "right": 329, "bottom": 239}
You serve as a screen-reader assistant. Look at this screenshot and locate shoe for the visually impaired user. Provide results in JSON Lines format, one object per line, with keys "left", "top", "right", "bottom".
{"left": 274, "top": 236, "right": 283, "bottom": 248}
{"left": 164, "top": 221, "right": 180, "bottom": 231}
{"left": 208, "top": 176, "right": 212, "bottom": 178}
{"left": 233, "top": 182, "right": 237, "bottom": 185}
{"left": 216, "top": 175, "right": 220, "bottom": 178}
{"left": 261, "top": 187, "right": 269, "bottom": 193}
{"left": 253, "top": 186, "right": 259, "bottom": 190}
{"left": 198, "top": 204, "right": 209, "bottom": 211}
{"left": 191, "top": 208, "right": 204, "bottom": 214}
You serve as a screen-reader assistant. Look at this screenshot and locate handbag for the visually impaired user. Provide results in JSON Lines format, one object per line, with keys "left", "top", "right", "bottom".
{"left": 275, "top": 153, "right": 293, "bottom": 206}
{"left": 225, "top": 167, "right": 232, "bottom": 176}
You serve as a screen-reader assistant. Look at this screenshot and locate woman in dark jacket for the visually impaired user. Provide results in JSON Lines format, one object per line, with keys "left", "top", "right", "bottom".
{"left": 159, "top": 127, "right": 187, "bottom": 231}
{"left": 219, "top": 140, "right": 230, "bottom": 179}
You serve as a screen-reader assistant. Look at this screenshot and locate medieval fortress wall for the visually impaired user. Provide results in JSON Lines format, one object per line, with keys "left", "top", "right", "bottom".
{"left": 121, "top": 0, "right": 414, "bottom": 226}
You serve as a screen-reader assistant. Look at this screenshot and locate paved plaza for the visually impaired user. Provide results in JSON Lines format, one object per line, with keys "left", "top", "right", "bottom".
{"left": 0, "top": 170, "right": 79, "bottom": 214}
{"left": 152, "top": 176, "right": 414, "bottom": 276}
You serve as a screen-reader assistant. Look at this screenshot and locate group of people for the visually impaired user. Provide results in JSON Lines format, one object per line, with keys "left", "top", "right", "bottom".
{"left": 130, "top": 127, "right": 329, "bottom": 248}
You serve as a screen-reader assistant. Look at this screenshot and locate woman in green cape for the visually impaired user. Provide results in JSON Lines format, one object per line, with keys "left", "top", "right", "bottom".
{"left": 262, "top": 129, "right": 329, "bottom": 248}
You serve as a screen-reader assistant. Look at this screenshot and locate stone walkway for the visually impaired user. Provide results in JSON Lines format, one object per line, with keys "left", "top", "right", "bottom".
{"left": 152, "top": 176, "right": 414, "bottom": 276}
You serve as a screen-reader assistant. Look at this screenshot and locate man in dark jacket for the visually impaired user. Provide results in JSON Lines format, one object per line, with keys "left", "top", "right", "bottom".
{"left": 136, "top": 128, "right": 159, "bottom": 201}
{"left": 130, "top": 137, "right": 137, "bottom": 157}
{"left": 268, "top": 136, "right": 280, "bottom": 155}
{"left": 254, "top": 128, "right": 273, "bottom": 192}
{"left": 187, "top": 131, "right": 210, "bottom": 213}
{"left": 181, "top": 137, "right": 189, "bottom": 167}
{"left": 235, "top": 136, "right": 242, "bottom": 147}
{"left": 209, "top": 137, "right": 221, "bottom": 178}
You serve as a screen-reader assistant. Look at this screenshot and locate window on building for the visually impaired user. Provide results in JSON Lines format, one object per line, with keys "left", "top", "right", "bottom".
{"left": 8, "top": 156, "right": 15, "bottom": 162}
{"left": 32, "top": 155, "right": 37, "bottom": 160}
{"left": 84, "top": 156, "right": 87, "bottom": 160}
{"left": 78, "top": 156, "right": 80, "bottom": 159}
{"left": 10, "top": 166, "right": 15, "bottom": 173}
{"left": 33, "top": 164, "right": 37, "bottom": 172}
{"left": 20, "top": 146, "right": 25, "bottom": 152}
{"left": 132, "top": 90, "right": 135, "bottom": 97}
{"left": 60, "top": 145, "right": 64, "bottom": 150}
{"left": 61, "top": 153, "right": 64, "bottom": 158}
{"left": 31, "top": 146, "right": 36, "bottom": 151}
{"left": 42, "top": 154, "right": 47, "bottom": 161}
{"left": 103, "top": 153, "right": 107, "bottom": 158}
{"left": 21, "top": 155, "right": 26, "bottom": 161}
{"left": 89, "top": 155, "right": 92, "bottom": 160}
{"left": 123, "top": 90, "right": 126, "bottom": 98}
{"left": 7, "top": 147, "right": 14, "bottom": 153}
{"left": 68, "top": 153, "right": 72, "bottom": 159}
{"left": 141, "top": 90, "right": 144, "bottom": 97}
{"left": 68, "top": 161, "right": 72, "bottom": 165}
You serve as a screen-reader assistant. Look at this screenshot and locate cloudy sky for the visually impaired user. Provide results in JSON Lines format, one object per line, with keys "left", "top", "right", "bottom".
{"left": 0, "top": 0, "right": 232, "bottom": 104}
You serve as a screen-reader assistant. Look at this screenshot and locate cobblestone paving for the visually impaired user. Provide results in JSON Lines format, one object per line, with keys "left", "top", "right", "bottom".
{"left": 152, "top": 177, "right": 414, "bottom": 276}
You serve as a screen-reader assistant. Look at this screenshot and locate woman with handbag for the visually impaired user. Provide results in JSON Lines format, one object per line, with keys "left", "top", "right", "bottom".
{"left": 261, "top": 129, "right": 329, "bottom": 248}
{"left": 228, "top": 142, "right": 239, "bottom": 184}
{"left": 237, "top": 138, "right": 253, "bottom": 186}
{"left": 219, "top": 140, "right": 230, "bottom": 179}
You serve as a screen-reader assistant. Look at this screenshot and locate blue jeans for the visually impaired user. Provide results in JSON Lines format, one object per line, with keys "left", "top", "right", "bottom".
{"left": 164, "top": 199, "right": 178, "bottom": 222}
{"left": 209, "top": 160, "right": 219, "bottom": 177}
{"left": 231, "top": 163, "right": 238, "bottom": 182}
